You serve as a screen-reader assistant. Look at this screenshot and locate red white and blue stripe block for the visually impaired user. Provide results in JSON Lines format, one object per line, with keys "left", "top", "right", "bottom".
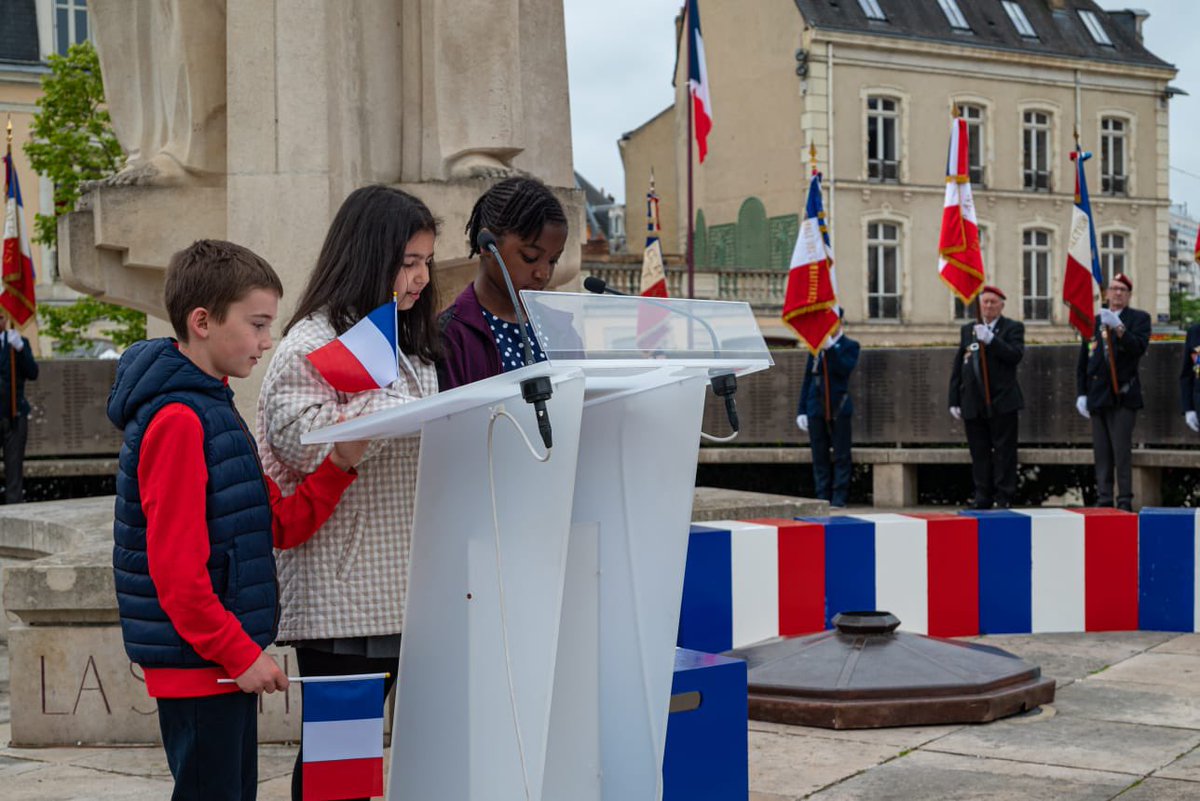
{"left": 306, "top": 301, "right": 398, "bottom": 393}
{"left": 301, "top": 674, "right": 386, "bottom": 801}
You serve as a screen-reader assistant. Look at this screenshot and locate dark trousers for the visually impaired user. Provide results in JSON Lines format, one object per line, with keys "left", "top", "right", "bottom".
{"left": 964, "top": 411, "right": 1019, "bottom": 508}
{"left": 292, "top": 648, "right": 399, "bottom": 801}
{"left": 1, "top": 414, "right": 27, "bottom": 504}
{"left": 157, "top": 691, "right": 259, "bottom": 801}
{"left": 1092, "top": 406, "right": 1137, "bottom": 507}
{"left": 809, "top": 413, "right": 852, "bottom": 507}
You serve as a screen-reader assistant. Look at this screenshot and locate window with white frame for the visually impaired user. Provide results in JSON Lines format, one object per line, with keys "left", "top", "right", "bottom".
{"left": 1100, "top": 232, "right": 1126, "bottom": 287}
{"left": 1079, "top": 10, "right": 1113, "bottom": 46}
{"left": 1022, "top": 229, "right": 1052, "bottom": 321}
{"left": 937, "top": 0, "right": 971, "bottom": 31}
{"left": 954, "top": 226, "right": 988, "bottom": 320}
{"left": 867, "top": 97, "right": 900, "bottom": 182}
{"left": 956, "top": 103, "right": 986, "bottom": 186}
{"left": 54, "top": 0, "right": 89, "bottom": 56}
{"left": 857, "top": 0, "right": 886, "bottom": 21}
{"left": 1100, "top": 117, "right": 1128, "bottom": 195}
{"left": 867, "top": 221, "right": 901, "bottom": 320}
{"left": 1002, "top": 1, "right": 1038, "bottom": 38}
{"left": 1022, "top": 110, "right": 1051, "bottom": 192}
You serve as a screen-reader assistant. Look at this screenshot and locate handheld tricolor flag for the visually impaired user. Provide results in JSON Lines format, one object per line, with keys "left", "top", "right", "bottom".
{"left": 306, "top": 301, "right": 398, "bottom": 393}
{"left": 782, "top": 157, "right": 839, "bottom": 355}
{"left": 640, "top": 172, "right": 668, "bottom": 298}
{"left": 686, "top": 0, "right": 713, "bottom": 164}
{"left": 1063, "top": 146, "right": 1101, "bottom": 338}
{"left": 301, "top": 674, "right": 386, "bottom": 801}
{"left": 937, "top": 117, "right": 985, "bottom": 305}
{"left": 1, "top": 147, "right": 36, "bottom": 326}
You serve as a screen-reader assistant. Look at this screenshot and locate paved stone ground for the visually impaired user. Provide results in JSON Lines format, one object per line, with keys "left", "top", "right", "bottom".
{"left": 4, "top": 632, "right": 1200, "bottom": 799}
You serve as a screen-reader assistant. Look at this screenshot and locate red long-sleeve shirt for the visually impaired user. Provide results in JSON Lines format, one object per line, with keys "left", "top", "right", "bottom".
{"left": 138, "top": 403, "right": 355, "bottom": 698}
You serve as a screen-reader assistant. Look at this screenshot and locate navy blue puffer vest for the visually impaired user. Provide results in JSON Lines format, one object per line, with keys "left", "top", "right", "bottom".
{"left": 108, "top": 338, "right": 277, "bottom": 668}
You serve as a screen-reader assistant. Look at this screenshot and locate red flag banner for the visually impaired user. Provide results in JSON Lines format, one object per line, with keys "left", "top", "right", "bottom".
{"left": 937, "top": 118, "right": 985, "bottom": 305}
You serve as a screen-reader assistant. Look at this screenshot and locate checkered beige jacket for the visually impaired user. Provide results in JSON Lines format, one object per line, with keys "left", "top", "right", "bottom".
{"left": 255, "top": 313, "right": 437, "bottom": 641}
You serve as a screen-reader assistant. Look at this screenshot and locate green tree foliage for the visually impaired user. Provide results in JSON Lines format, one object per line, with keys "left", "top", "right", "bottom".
{"left": 1170, "top": 290, "right": 1200, "bottom": 331}
{"left": 40, "top": 296, "right": 146, "bottom": 355}
{"left": 25, "top": 41, "right": 145, "bottom": 354}
{"left": 25, "top": 41, "right": 123, "bottom": 247}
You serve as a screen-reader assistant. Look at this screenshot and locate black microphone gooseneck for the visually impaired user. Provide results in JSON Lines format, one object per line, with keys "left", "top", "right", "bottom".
{"left": 479, "top": 229, "right": 553, "bottom": 449}
{"left": 583, "top": 275, "right": 739, "bottom": 434}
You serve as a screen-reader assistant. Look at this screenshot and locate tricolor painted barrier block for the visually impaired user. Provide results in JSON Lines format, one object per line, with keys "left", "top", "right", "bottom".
{"left": 662, "top": 649, "right": 748, "bottom": 801}
{"left": 807, "top": 516, "right": 876, "bottom": 629}
{"left": 1077, "top": 508, "right": 1139, "bottom": 631}
{"left": 909, "top": 513, "right": 979, "bottom": 637}
{"left": 1139, "top": 508, "right": 1199, "bottom": 632}
{"left": 962, "top": 510, "right": 1032, "bottom": 635}
{"left": 855, "top": 513, "right": 929, "bottom": 634}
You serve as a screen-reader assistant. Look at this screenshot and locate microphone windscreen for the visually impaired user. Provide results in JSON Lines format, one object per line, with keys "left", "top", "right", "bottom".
{"left": 477, "top": 229, "right": 498, "bottom": 253}
{"left": 583, "top": 276, "right": 608, "bottom": 295}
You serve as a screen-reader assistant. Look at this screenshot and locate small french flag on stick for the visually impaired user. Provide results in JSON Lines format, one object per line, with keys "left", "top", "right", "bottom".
{"left": 306, "top": 301, "right": 398, "bottom": 393}
{"left": 301, "top": 674, "right": 387, "bottom": 801}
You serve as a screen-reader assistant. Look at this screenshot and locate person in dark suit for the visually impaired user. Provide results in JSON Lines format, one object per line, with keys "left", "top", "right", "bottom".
{"left": 796, "top": 314, "right": 860, "bottom": 509}
{"left": 1180, "top": 321, "right": 1200, "bottom": 434}
{"left": 948, "top": 286, "right": 1025, "bottom": 509}
{"left": 1075, "top": 273, "right": 1151, "bottom": 511}
{"left": 0, "top": 327, "right": 38, "bottom": 504}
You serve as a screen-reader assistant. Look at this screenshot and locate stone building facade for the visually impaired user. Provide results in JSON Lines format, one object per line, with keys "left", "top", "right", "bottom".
{"left": 621, "top": 0, "right": 1178, "bottom": 344}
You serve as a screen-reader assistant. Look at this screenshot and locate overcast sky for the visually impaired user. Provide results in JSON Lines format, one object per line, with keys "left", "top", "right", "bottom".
{"left": 563, "top": 0, "right": 1200, "bottom": 217}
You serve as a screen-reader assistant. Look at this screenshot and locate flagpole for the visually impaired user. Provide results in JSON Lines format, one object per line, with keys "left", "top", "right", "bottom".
{"left": 685, "top": 4, "right": 695, "bottom": 300}
{"left": 5, "top": 118, "right": 16, "bottom": 420}
{"left": 1076, "top": 126, "right": 1120, "bottom": 399}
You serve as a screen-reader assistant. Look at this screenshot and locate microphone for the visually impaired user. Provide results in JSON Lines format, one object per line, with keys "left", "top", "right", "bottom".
{"left": 583, "top": 275, "right": 740, "bottom": 435}
{"left": 478, "top": 229, "right": 553, "bottom": 449}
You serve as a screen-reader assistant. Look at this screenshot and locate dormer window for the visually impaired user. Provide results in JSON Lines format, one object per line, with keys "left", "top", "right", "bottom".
{"left": 857, "top": 0, "right": 886, "bottom": 21}
{"left": 1079, "top": 10, "right": 1114, "bottom": 46}
{"left": 937, "top": 0, "right": 971, "bottom": 31}
{"left": 1002, "top": 1, "right": 1038, "bottom": 39}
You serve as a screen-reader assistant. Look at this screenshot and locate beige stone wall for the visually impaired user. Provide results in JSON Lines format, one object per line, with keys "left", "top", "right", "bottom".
{"left": 627, "top": 2, "right": 1176, "bottom": 345}
{"left": 620, "top": 107, "right": 679, "bottom": 254}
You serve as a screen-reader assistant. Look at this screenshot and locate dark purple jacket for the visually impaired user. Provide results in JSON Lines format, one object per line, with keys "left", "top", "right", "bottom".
{"left": 438, "top": 283, "right": 501, "bottom": 390}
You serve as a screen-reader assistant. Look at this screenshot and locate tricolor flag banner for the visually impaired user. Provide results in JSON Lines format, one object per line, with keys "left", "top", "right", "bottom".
{"left": 1194, "top": 222, "right": 1199, "bottom": 264}
{"left": 306, "top": 301, "right": 398, "bottom": 393}
{"left": 1, "top": 152, "right": 36, "bottom": 326}
{"left": 301, "top": 674, "right": 386, "bottom": 801}
{"left": 686, "top": 0, "right": 713, "bottom": 163}
{"left": 640, "top": 175, "right": 668, "bottom": 298}
{"left": 782, "top": 169, "right": 839, "bottom": 355}
{"left": 937, "top": 117, "right": 985, "bottom": 305}
{"left": 1063, "top": 147, "right": 1102, "bottom": 339}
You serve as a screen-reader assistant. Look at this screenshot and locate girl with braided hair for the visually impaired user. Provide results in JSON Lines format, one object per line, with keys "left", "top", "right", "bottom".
{"left": 438, "top": 176, "right": 568, "bottom": 389}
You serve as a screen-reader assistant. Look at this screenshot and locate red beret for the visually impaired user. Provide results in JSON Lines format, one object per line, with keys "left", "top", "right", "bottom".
{"left": 980, "top": 285, "right": 1006, "bottom": 300}
{"left": 1112, "top": 273, "right": 1133, "bottom": 291}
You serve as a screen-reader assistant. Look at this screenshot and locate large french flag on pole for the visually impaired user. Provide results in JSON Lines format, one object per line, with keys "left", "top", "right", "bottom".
{"left": 687, "top": 0, "right": 713, "bottom": 164}
{"left": 937, "top": 117, "right": 985, "bottom": 305}
{"left": 1, "top": 151, "right": 36, "bottom": 326}
{"left": 1063, "top": 147, "right": 1101, "bottom": 339}
{"left": 301, "top": 674, "right": 386, "bottom": 801}
{"left": 782, "top": 168, "right": 840, "bottom": 355}
{"left": 306, "top": 301, "right": 398, "bottom": 393}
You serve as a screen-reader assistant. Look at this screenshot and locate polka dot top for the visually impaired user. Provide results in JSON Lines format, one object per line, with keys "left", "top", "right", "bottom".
{"left": 481, "top": 308, "right": 547, "bottom": 372}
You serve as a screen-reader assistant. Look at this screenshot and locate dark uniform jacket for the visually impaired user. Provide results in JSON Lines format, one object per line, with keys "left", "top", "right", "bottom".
{"left": 948, "top": 316, "right": 1025, "bottom": 419}
{"left": 798, "top": 335, "right": 860, "bottom": 419}
{"left": 1075, "top": 306, "right": 1151, "bottom": 411}
{"left": 1180, "top": 323, "right": 1200, "bottom": 414}
{"left": 0, "top": 335, "right": 38, "bottom": 419}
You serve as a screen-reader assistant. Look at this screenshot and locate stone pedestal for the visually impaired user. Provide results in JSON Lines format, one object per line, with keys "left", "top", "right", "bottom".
{"left": 873, "top": 463, "right": 918, "bottom": 508}
{"left": 1131, "top": 466, "right": 1163, "bottom": 509}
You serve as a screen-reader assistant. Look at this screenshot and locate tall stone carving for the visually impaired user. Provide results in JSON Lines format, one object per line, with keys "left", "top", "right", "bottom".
{"left": 91, "top": 0, "right": 227, "bottom": 184}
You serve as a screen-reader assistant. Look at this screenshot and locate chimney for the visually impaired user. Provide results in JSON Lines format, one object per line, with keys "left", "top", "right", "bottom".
{"left": 1107, "top": 9, "right": 1150, "bottom": 44}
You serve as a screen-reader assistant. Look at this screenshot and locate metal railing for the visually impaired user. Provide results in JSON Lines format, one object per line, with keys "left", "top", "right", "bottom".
{"left": 582, "top": 262, "right": 788, "bottom": 313}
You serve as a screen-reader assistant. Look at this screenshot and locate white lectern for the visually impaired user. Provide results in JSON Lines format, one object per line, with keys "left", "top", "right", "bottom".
{"left": 302, "top": 364, "right": 587, "bottom": 801}
{"left": 522, "top": 291, "right": 772, "bottom": 801}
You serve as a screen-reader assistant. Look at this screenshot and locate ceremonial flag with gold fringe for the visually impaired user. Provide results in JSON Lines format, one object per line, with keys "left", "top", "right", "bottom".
{"left": 782, "top": 164, "right": 839, "bottom": 355}
{"left": 1063, "top": 145, "right": 1102, "bottom": 339}
{"left": 937, "top": 117, "right": 985, "bottom": 305}
{"left": 1, "top": 146, "right": 36, "bottom": 327}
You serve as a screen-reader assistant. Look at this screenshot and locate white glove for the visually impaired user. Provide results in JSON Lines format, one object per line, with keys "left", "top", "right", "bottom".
{"left": 823, "top": 331, "right": 842, "bottom": 350}
{"left": 973, "top": 324, "right": 994, "bottom": 345}
{"left": 796, "top": 414, "right": 809, "bottom": 432}
{"left": 949, "top": 406, "right": 962, "bottom": 421}
{"left": 1099, "top": 309, "right": 1122, "bottom": 329}
{"left": 1186, "top": 411, "right": 1200, "bottom": 433}
{"left": 1075, "top": 395, "right": 1090, "bottom": 419}
{"left": 5, "top": 329, "right": 23, "bottom": 351}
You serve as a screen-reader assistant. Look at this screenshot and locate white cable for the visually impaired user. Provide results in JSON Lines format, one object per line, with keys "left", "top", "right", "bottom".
{"left": 486, "top": 404, "right": 551, "bottom": 801}
{"left": 699, "top": 429, "right": 739, "bottom": 443}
